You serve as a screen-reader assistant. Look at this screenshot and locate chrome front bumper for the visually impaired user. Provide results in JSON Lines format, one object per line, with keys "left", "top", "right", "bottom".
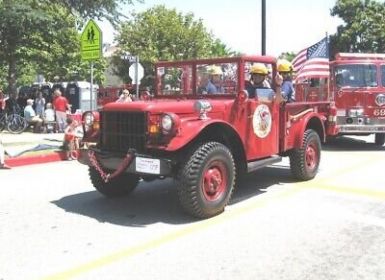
{"left": 78, "top": 148, "right": 173, "bottom": 176}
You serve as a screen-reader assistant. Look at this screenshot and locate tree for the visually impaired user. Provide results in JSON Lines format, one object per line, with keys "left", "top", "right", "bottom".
{"left": 46, "top": 0, "right": 142, "bottom": 25}
{"left": 115, "top": 5, "right": 235, "bottom": 86}
{"left": 0, "top": 0, "right": 127, "bottom": 94}
{"left": 330, "top": 0, "right": 385, "bottom": 57}
{"left": 279, "top": 52, "right": 296, "bottom": 61}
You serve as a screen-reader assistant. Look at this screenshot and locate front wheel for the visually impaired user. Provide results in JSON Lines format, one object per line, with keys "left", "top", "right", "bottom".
{"left": 289, "top": 129, "right": 321, "bottom": 181}
{"left": 177, "top": 142, "right": 236, "bottom": 219}
{"left": 89, "top": 166, "right": 140, "bottom": 197}
{"left": 6, "top": 114, "right": 27, "bottom": 134}
{"left": 375, "top": 134, "right": 385, "bottom": 146}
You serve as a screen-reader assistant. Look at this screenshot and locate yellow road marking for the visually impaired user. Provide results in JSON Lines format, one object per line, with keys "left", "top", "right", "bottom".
{"left": 42, "top": 154, "right": 385, "bottom": 280}
{"left": 305, "top": 183, "right": 385, "bottom": 200}
{"left": 42, "top": 188, "right": 301, "bottom": 280}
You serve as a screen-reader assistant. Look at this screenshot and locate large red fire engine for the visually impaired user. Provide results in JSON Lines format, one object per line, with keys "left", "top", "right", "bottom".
{"left": 296, "top": 53, "right": 385, "bottom": 146}
{"left": 78, "top": 56, "right": 331, "bottom": 218}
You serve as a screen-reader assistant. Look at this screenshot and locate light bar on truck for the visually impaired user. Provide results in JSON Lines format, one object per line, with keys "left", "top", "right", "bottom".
{"left": 336, "top": 53, "right": 385, "bottom": 60}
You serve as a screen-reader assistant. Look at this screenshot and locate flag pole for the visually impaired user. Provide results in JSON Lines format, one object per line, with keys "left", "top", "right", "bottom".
{"left": 261, "top": 0, "right": 266, "bottom": 55}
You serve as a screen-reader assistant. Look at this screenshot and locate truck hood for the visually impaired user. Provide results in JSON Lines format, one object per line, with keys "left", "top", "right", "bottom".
{"left": 102, "top": 99, "right": 230, "bottom": 115}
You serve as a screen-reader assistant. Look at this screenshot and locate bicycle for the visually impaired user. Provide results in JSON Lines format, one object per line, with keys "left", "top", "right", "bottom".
{"left": 0, "top": 112, "right": 28, "bottom": 134}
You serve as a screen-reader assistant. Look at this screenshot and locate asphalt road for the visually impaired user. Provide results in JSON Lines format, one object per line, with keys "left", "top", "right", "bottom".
{"left": 1, "top": 136, "right": 385, "bottom": 280}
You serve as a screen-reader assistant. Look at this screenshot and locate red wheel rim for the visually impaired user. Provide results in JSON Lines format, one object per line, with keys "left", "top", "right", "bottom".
{"left": 305, "top": 142, "right": 318, "bottom": 170}
{"left": 202, "top": 161, "right": 227, "bottom": 201}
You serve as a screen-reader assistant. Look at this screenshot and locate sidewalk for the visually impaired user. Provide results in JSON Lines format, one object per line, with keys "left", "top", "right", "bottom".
{"left": 1, "top": 131, "right": 67, "bottom": 167}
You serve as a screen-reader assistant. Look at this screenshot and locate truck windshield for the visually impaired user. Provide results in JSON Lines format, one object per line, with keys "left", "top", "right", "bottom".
{"left": 156, "top": 62, "right": 238, "bottom": 96}
{"left": 335, "top": 64, "right": 377, "bottom": 88}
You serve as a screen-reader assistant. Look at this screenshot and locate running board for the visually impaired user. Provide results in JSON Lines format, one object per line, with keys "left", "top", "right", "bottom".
{"left": 247, "top": 155, "right": 282, "bottom": 173}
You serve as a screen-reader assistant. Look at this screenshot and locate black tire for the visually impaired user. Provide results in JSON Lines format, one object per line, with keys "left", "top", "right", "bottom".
{"left": 375, "top": 134, "right": 385, "bottom": 146}
{"left": 6, "top": 114, "right": 27, "bottom": 134}
{"left": 177, "top": 142, "right": 236, "bottom": 219}
{"left": 289, "top": 129, "right": 321, "bottom": 181}
{"left": 89, "top": 166, "right": 140, "bottom": 197}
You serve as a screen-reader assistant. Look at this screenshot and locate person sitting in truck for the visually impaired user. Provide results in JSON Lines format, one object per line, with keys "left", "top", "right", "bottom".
{"left": 204, "top": 65, "right": 224, "bottom": 94}
{"left": 276, "top": 59, "right": 295, "bottom": 102}
{"left": 116, "top": 89, "right": 133, "bottom": 103}
{"left": 245, "top": 63, "right": 271, "bottom": 98}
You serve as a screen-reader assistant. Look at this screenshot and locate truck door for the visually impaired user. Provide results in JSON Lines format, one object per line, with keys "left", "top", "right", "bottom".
{"left": 245, "top": 88, "right": 280, "bottom": 160}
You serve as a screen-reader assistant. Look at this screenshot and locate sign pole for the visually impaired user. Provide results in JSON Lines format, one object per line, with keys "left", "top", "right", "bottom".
{"left": 80, "top": 19, "right": 102, "bottom": 111}
{"left": 90, "top": 61, "right": 94, "bottom": 111}
{"left": 135, "top": 56, "right": 139, "bottom": 98}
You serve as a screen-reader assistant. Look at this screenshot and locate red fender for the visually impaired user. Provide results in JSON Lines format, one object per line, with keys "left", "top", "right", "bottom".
{"left": 286, "top": 112, "right": 326, "bottom": 150}
{"left": 162, "top": 118, "right": 241, "bottom": 151}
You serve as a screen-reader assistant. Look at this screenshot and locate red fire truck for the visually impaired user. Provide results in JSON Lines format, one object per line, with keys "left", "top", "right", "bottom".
{"left": 78, "top": 56, "right": 332, "bottom": 218}
{"left": 296, "top": 53, "right": 385, "bottom": 146}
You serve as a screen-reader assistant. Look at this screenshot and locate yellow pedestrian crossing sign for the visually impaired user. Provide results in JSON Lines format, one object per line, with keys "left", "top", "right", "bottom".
{"left": 81, "top": 19, "right": 102, "bottom": 61}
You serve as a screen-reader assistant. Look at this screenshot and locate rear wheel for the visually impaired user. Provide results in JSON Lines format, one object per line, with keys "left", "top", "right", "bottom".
{"left": 375, "top": 133, "right": 385, "bottom": 146}
{"left": 89, "top": 166, "right": 140, "bottom": 197}
{"left": 289, "top": 129, "right": 321, "bottom": 181}
{"left": 177, "top": 142, "right": 236, "bottom": 219}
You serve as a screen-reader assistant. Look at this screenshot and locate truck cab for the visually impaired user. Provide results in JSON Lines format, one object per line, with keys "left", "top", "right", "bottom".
{"left": 79, "top": 56, "right": 329, "bottom": 218}
{"left": 296, "top": 53, "right": 385, "bottom": 146}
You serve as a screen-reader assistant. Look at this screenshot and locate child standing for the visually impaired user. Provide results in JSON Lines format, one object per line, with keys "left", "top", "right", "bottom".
{"left": 63, "top": 118, "right": 82, "bottom": 160}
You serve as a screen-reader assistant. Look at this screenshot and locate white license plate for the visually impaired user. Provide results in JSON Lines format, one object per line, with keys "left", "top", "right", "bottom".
{"left": 135, "top": 157, "right": 160, "bottom": 174}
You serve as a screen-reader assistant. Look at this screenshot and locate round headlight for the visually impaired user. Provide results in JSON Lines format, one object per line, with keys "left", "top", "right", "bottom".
{"left": 161, "top": 114, "right": 173, "bottom": 132}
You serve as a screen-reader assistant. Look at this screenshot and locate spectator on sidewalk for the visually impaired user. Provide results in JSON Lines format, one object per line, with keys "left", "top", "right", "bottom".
{"left": 24, "top": 99, "right": 43, "bottom": 133}
{"left": 0, "top": 137, "right": 11, "bottom": 169}
{"left": 34, "top": 91, "right": 45, "bottom": 118}
{"left": 0, "top": 89, "right": 9, "bottom": 114}
{"left": 52, "top": 89, "right": 71, "bottom": 133}
{"left": 43, "top": 103, "right": 56, "bottom": 133}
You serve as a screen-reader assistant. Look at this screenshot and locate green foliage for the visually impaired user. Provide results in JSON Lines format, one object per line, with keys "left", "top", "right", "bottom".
{"left": 115, "top": 5, "right": 235, "bottom": 86}
{"left": 46, "top": 0, "right": 142, "bottom": 26}
{"left": 330, "top": 0, "right": 385, "bottom": 57}
{"left": 278, "top": 52, "right": 296, "bottom": 61}
{"left": 0, "top": 0, "right": 124, "bottom": 94}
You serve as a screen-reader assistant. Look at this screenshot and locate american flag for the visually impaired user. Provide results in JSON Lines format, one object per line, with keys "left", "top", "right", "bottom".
{"left": 292, "top": 37, "right": 330, "bottom": 82}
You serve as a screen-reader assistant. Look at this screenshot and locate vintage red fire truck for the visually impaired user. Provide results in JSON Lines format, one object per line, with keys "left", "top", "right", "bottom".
{"left": 78, "top": 56, "right": 331, "bottom": 218}
{"left": 296, "top": 52, "right": 385, "bottom": 146}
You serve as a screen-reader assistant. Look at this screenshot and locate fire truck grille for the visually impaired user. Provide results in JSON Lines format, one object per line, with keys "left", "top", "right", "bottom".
{"left": 100, "top": 111, "right": 147, "bottom": 153}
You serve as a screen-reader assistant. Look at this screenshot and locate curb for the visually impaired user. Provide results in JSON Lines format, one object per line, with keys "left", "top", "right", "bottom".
{"left": 5, "top": 151, "right": 67, "bottom": 167}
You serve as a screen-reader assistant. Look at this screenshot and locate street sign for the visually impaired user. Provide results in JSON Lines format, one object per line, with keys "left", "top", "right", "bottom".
{"left": 129, "top": 63, "right": 144, "bottom": 83}
{"left": 81, "top": 20, "right": 102, "bottom": 61}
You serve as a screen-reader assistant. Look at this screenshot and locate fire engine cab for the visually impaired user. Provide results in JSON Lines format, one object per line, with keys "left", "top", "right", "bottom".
{"left": 296, "top": 52, "right": 385, "bottom": 146}
{"left": 78, "top": 56, "right": 331, "bottom": 218}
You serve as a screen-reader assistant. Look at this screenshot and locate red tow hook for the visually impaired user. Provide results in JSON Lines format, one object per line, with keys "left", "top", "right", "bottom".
{"left": 88, "top": 149, "right": 136, "bottom": 183}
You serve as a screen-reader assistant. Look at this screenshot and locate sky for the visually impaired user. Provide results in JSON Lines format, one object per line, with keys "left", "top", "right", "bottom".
{"left": 99, "top": 0, "right": 343, "bottom": 57}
